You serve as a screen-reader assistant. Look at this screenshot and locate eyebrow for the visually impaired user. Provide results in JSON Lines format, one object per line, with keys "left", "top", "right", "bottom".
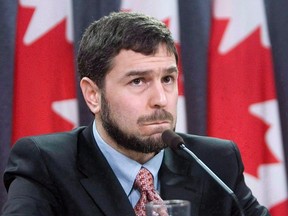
{"left": 166, "top": 66, "right": 178, "bottom": 74}
{"left": 125, "top": 66, "right": 178, "bottom": 77}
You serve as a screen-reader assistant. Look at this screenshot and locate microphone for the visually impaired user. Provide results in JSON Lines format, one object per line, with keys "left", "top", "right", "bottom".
{"left": 162, "top": 129, "right": 245, "bottom": 216}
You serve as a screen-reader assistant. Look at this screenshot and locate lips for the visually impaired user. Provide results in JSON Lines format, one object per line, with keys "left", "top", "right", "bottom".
{"left": 140, "top": 120, "right": 171, "bottom": 126}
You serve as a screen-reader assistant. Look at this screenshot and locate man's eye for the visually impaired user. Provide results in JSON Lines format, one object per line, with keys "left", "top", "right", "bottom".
{"left": 131, "top": 78, "right": 143, "bottom": 85}
{"left": 163, "top": 76, "right": 174, "bottom": 83}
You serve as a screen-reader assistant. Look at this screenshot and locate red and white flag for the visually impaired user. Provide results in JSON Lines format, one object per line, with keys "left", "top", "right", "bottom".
{"left": 12, "top": 0, "right": 78, "bottom": 143}
{"left": 120, "top": 0, "right": 186, "bottom": 133}
{"left": 208, "top": 0, "right": 288, "bottom": 214}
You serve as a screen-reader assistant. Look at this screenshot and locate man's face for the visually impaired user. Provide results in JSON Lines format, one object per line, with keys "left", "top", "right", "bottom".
{"left": 97, "top": 44, "right": 178, "bottom": 153}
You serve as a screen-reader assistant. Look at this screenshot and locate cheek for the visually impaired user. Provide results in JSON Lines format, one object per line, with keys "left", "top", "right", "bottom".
{"left": 169, "top": 93, "right": 178, "bottom": 110}
{"left": 109, "top": 95, "right": 143, "bottom": 124}
{"left": 170, "top": 95, "right": 179, "bottom": 124}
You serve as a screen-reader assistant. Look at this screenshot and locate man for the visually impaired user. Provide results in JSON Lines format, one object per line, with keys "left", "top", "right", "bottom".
{"left": 2, "top": 12, "right": 269, "bottom": 216}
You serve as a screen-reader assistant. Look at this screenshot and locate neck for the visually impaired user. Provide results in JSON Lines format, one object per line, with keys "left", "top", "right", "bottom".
{"left": 95, "top": 122, "right": 156, "bottom": 164}
{"left": 116, "top": 147, "right": 156, "bottom": 164}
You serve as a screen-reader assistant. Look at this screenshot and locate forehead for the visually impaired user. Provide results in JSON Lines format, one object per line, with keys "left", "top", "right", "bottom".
{"left": 110, "top": 44, "right": 177, "bottom": 74}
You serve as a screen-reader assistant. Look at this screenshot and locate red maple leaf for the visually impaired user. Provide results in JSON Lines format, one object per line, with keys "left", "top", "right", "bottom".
{"left": 12, "top": 6, "right": 76, "bottom": 143}
{"left": 207, "top": 19, "right": 278, "bottom": 177}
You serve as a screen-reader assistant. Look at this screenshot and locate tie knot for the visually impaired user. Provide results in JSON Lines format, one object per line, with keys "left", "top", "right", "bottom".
{"left": 134, "top": 168, "right": 154, "bottom": 192}
{"left": 133, "top": 168, "right": 164, "bottom": 216}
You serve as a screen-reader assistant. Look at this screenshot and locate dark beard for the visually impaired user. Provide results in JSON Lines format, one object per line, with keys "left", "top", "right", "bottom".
{"left": 100, "top": 93, "right": 174, "bottom": 153}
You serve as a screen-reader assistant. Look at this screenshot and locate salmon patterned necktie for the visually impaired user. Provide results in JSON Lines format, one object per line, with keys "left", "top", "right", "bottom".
{"left": 133, "top": 167, "right": 164, "bottom": 216}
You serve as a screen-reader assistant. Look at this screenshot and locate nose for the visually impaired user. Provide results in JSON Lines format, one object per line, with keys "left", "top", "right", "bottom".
{"left": 149, "top": 82, "right": 168, "bottom": 108}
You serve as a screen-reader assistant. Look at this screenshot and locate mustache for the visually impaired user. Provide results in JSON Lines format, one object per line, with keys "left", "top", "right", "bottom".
{"left": 137, "top": 109, "right": 174, "bottom": 124}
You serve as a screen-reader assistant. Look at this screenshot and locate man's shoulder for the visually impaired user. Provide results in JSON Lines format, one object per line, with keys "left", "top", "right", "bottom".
{"left": 176, "top": 132, "right": 238, "bottom": 156}
{"left": 12, "top": 126, "right": 88, "bottom": 154}
{"left": 167, "top": 133, "right": 241, "bottom": 178}
{"left": 178, "top": 132, "right": 234, "bottom": 146}
{"left": 30, "top": 126, "right": 87, "bottom": 144}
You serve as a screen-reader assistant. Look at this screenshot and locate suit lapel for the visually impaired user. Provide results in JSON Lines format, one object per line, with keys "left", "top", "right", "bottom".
{"left": 77, "top": 125, "right": 135, "bottom": 216}
{"left": 76, "top": 124, "right": 204, "bottom": 215}
{"left": 160, "top": 147, "right": 204, "bottom": 216}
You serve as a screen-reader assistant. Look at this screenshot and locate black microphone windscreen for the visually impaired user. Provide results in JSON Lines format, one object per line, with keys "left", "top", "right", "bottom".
{"left": 162, "top": 130, "right": 184, "bottom": 150}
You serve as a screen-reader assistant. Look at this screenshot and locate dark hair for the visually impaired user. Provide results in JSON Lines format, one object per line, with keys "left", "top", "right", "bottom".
{"left": 77, "top": 11, "right": 178, "bottom": 89}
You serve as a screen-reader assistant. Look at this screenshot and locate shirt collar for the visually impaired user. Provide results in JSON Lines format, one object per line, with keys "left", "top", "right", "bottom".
{"left": 92, "top": 121, "right": 164, "bottom": 196}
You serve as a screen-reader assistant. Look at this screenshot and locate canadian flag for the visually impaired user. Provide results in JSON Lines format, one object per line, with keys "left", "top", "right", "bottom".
{"left": 12, "top": 0, "right": 78, "bottom": 143}
{"left": 120, "top": 0, "right": 187, "bottom": 133}
{"left": 208, "top": 0, "right": 288, "bottom": 215}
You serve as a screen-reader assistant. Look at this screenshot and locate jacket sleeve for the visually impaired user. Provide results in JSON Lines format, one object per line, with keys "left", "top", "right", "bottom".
{"left": 2, "top": 137, "right": 64, "bottom": 216}
{"left": 231, "top": 142, "right": 270, "bottom": 216}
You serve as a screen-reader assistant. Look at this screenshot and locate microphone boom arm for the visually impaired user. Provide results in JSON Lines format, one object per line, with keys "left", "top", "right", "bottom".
{"left": 179, "top": 143, "right": 245, "bottom": 216}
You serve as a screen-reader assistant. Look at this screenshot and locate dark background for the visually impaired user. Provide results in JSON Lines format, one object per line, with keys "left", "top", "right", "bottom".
{"left": 1, "top": 0, "right": 287, "bottom": 210}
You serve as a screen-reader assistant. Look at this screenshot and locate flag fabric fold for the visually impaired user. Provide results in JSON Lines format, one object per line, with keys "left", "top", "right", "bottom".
{"left": 0, "top": 1, "right": 287, "bottom": 214}
{"left": 12, "top": 1, "right": 78, "bottom": 143}
{"left": 207, "top": 0, "right": 288, "bottom": 214}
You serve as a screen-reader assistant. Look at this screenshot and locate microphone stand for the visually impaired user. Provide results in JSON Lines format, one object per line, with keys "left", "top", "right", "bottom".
{"left": 180, "top": 144, "right": 245, "bottom": 216}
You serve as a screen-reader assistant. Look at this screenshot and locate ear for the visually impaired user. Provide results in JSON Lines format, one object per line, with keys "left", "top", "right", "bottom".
{"left": 80, "top": 77, "right": 101, "bottom": 114}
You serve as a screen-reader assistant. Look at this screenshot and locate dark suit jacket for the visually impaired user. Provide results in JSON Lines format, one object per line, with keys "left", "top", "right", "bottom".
{"left": 2, "top": 124, "right": 269, "bottom": 216}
